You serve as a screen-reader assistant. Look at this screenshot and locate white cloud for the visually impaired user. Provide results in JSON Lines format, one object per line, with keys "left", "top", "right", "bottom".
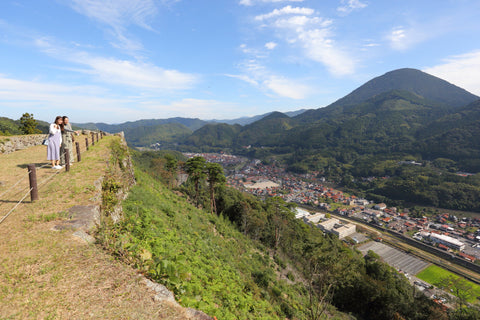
{"left": 386, "top": 25, "right": 428, "bottom": 51}
{"left": 337, "top": 0, "right": 367, "bottom": 15}
{"left": 255, "top": 5, "right": 314, "bottom": 21}
{"left": 231, "top": 59, "right": 312, "bottom": 99}
{"left": 273, "top": 15, "right": 332, "bottom": 29}
{"left": 387, "top": 27, "right": 407, "bottom": 50}
{"left": 263, "top": 75, "right": 311, "bottom": 99}
{"left": 0, "top": 74, "right": 133, "bottom": 122}
{"left": 240, "top": 0, "right": 304, "bottom": 6}
{"left": 68, "top": 0, "right": 158, "bottom": 53}
{"left": 81, "top": 57, "right": 197, "bottom": 90}
{"left": 265, "top": 41, "right": 277, "bottom": 50}
{"left": 299, "top": 28, "right": 355, "bottom": 76}
{"left": 141, "top": 98, "right": 243, "bottom": 119}
{"left": 423, "top": 50, "right": 480, "bottom": 96}
{"left": 34, "top": 37, "right": 198, "bottom": 91}
{"left": 0, "top": 74, "right": 238, "bottom": 122}
{"left": 262, "top": 13, "right": 354, "bottom": 76}
{"left": 225, "top": 74, "right": 259, "bottom": 86}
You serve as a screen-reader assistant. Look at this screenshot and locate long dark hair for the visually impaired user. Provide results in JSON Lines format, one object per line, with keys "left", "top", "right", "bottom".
{"left": 54, "top": 116, "right": 64, "bottom": 131}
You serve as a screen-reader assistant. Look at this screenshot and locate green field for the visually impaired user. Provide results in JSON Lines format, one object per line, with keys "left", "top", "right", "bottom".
{"left": 416, "top": 265, "right": 480, "bottom": 303}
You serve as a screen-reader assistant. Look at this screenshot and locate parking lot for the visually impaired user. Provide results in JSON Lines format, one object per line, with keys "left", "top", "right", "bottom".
{"left": 358, "top": 241, "right": 430, "bottom": 276}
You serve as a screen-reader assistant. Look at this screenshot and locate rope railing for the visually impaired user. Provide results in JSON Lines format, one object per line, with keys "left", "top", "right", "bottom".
{"left": 0, "top": 131, "right": 106, "bottom": 224}
{"left": 0, "top": 187, "right": 33, "bottom": 225}
{"left": 0, "top": 170, "right": 31, "bottom": 200}
{"left": 36, "top": 170, "right": 61, "bottom": 188}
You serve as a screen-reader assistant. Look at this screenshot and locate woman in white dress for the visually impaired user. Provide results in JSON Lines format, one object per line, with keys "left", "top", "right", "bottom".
{"left": 47, "top": 116, "right": 63, "bottom": 169}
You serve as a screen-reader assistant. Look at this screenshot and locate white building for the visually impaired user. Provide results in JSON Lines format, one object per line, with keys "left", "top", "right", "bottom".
{"left": 303, "top": 212, "right": 325, "bottom": 224}
{"left": 355, "top": 199, "right": 370, "bottom": 206}
{"left": 295, "top": 208, "right": 310, "bottom": 219}
{"left": 374, "top": 203, "right": 387, "bottom": 210}
{"left": 332, "top": 224, "right": 356, "bottom": 239}
{"left": 318, "top": 218, "right": 339, "bottom": 232}
{"left": 429, "top": 233, "right": 465, "bottom": 251}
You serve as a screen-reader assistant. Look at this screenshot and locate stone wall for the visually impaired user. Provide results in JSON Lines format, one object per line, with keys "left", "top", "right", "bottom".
{"left": 0, "top": 134, "right": 46, "bottom": 154}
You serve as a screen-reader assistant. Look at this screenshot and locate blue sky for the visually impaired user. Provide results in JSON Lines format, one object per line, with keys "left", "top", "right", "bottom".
{"left": 1, "top": 0, "right": 480, "bottom": 123}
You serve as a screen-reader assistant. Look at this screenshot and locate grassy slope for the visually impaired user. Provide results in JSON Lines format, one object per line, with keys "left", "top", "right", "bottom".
{"left": 105, "top": 166, "right": 353, "bottom": 319}
{"left": 112, "top": 170, "right": 294, "bottom": 319}
{"left": 0, "top": 136, "right": 190, "bottom": 319}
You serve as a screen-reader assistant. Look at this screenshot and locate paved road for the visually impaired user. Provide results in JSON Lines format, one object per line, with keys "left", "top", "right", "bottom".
{"left": 359, "top": 241, "right": 430, "bottom": 276}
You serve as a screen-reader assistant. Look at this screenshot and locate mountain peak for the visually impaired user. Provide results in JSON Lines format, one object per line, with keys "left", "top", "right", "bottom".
{"left": 332, "top": 68, "right": 479, "bottom": 108}
{"left": 261, "top": 111, "right": 289, "bottom": 121}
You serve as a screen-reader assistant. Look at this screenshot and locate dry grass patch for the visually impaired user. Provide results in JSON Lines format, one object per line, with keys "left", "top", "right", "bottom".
{"left": 0, "top": 136, "right": 191, "bottom": 319}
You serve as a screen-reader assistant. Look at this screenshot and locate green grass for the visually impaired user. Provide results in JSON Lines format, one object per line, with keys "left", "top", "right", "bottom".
{"left": 416, "top": 265, "right": 452, "bottom": 284}
{"left": 417, "top": 265, "right": 480, "bottom": 303}
{"left": 98, "top": 169, "right": 324, "bottom": 320}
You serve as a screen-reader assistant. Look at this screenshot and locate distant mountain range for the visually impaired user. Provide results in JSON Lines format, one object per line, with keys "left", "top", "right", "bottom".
{"left": 173, "top": 68, "right": 480, "bottom": 171}
{"left": 73, "top": 67, "right": 480, "bottom": 212}
{"left": 74, "top": 110, "right": 308, "bottom": 134}
{"left": 70, "top": 68, "right": 480, "bottom": 174}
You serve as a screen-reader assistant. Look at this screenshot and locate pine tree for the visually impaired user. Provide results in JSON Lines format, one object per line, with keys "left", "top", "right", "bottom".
{"left": 19, "top": 113, "right": 41, "bottom": 134}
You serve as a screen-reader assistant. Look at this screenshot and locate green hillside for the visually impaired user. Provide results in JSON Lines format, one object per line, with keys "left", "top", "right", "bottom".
{"left": 183, "top": 123, "right": 242, "bottom": 149}
{"left": 160, "top": 68, "right": 480, "bottom": 212}
{"left": 0, "top": 116, "right": 49, "bottom": 135}
{"left": 235, "top": 112, "right": 298, "bottom": 147}
{"left": 416, "top": 100, "right": 480, "bottom": 170}
{"left": 75, "top": 117, "right": 208, "bottom": 133}
{"left": 95, "top": 146, "right": 453, "bottom": 319}
{"left": 122, "top": 123, "right": 193, "bottom": 147}
{"left": 296, "top": 68, "right": 479, "bottom": 123}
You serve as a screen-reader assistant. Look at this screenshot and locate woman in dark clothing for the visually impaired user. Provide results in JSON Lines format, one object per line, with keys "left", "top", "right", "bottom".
{"left": 60, "top": 116, "right": 76, "bottom": 166}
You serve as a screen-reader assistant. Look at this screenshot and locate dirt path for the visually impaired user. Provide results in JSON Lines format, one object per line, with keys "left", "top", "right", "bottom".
{"left": 0, "top": 136, "right": 192, "bottom": 319}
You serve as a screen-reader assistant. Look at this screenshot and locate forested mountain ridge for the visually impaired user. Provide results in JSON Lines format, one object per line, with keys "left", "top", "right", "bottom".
{"left": 0, "top": 116, "right": 49, "bottom": 135}
{"left": 173, "top": 69, "right": 480, "bottom": 164}
{"left": 75, "top": 117, "right": 208, "bottom": 132}
{"left": 122, "top": 123, "right": 193, "bottom": 147}
{"left": 295, "top": 68, "right": 478, "bottom": 124}
{"left": 183, "top": 123, "right": 242, "bottom": 148}
{"left": 166, "top": 69, "right": 480, "bottom": 212}
{"left": 414, "top": 99, "right": 480, "bottom": 171}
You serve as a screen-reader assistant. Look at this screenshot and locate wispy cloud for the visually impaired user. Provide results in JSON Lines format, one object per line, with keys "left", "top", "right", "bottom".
{"left": 229, "top": 57, "right": 312, "bottom": 99}
{"left": 263, "top": 75, "right": 311, "bottom": 99}
{"left": 68, "top": 0, "right": 158, "bottom": 53}
{"left": 257, "top": 7, "right": 355, "bottom": 76}
{"left": 0, "top": 73, "right": 239, "bottom": 121}
{"left": 254, "top": 5, "right": 314, "bottom": 21}
{"left": 140, "top": 98, "right": 243, "bottom": 119}
{"left": 337, "top": 0, "right": 367, "bottom": 15}
{"left": 240, "top": 0, "right": 304, "bottom": 6}
{"left": 386, "top": 26, "right": 407, "bottom": 50}
{"left": 386, "top": 24, "right": 431, "bottom": 51}
{"left": 0, "top": 74, "right": 133, "bottom": 122}
{"left": 34, "top": 37, "right": 198, "bottom": 91}
{"left": 265, "top": 41, "right": 277, "bottom": 50}
{"left": 424, "top": 50, "right": 480, "bottom": 96}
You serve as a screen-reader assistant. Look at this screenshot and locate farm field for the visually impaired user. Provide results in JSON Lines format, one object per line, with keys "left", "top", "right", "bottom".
{"left": 417, "top": 265, "right": 480, "bottom": 304}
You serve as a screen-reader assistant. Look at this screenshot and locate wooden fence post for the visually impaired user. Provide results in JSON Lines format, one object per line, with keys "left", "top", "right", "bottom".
{"left": 76, "top": 142, "right": 81, "bottom": 162}
{"left": 85, "top": 137, "right": 89, "bottom": 151}
{"left": 65, "top": 149, "right": 70, "bottom": 172}
{"left": 91, "top": 132, "right": 95, "bottom": 146}
{"left": 27, "top": 164, "right": 39, "bottom": 201}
